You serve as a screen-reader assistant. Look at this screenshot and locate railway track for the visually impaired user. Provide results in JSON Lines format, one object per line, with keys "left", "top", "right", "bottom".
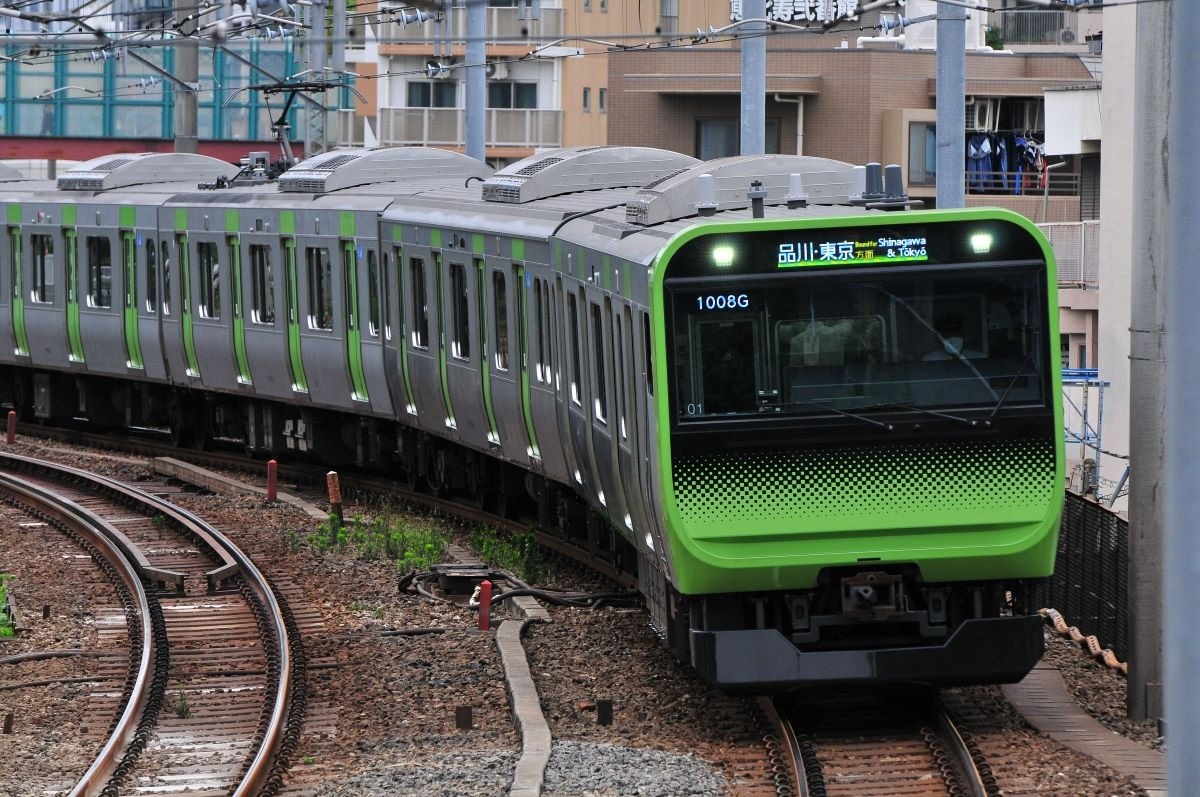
{"left": 0, "top": 451, "right": 305, "bottom": 796}
{"left": 766, "top": 689, "right": 996, "bottom": 797}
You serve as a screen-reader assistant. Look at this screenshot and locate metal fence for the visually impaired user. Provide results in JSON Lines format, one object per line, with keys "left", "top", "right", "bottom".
{"left": 1031, "top": 491, "right": 1128, "bottom": 660}
{"left": 1039, "top": 220, "right": 1100, "bottom": 287}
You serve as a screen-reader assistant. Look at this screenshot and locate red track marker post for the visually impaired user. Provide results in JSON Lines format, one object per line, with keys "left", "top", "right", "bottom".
{"left": 478, "top": 579, "right": 492, "bottom": 631}
{"left": 6, "top": 410, "right": 15, "bottom": 445}
{"left": 326, "top": 471, "right": 343, "bottom": 530}
{"left": 266, "top": 459, "right": 278, "bottom": 503}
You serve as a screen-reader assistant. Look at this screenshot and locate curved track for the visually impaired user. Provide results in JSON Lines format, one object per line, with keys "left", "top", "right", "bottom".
{"left": 0, "top": 451, "right": 305, "bottom": 796}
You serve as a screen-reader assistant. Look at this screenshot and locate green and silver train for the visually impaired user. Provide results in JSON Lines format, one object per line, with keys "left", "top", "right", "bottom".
{"left": 0, "top": 147, "right": 1063, "bottom": 690}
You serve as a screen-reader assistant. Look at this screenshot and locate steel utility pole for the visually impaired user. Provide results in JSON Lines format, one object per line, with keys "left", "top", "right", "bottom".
{"left": 1165, "top": 0, "right": 1197, "bottom": 788}
{"left": 740, "top": 0, "right": 765, "bottom": 156}
{"left": 173, "top": 0, "right": 198, "bottom": 153}
{"left": 465, "top": 0, "right": 485, "bottom": 162}
{"left": 1127, "top": 0, "right": 1169, "bottom": 724}
{"left": 934, "top": 1, "right": 965, "bottom": 209}
{"left": 305, "top": 0, "right": 328, "bottom": 158}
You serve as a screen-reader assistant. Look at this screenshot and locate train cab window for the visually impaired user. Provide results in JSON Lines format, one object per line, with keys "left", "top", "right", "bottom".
{"left": 86, "top": 236, "right": 112, "bottom": 309}
{"left": 591, "top": 301, "right": 607, "bottom": 423}
{"left": 492, "top": 270, "right": 509, "bottom": 371}
{"left": 30, "top": 234, "right": 54, "bottom": 304}
{"left": 197, "top": 241, "right": 220, "bottom": 319}
{"left": 449, "top": 262, "right": 470, "bottom": 360}
{"left": 306, "top": 246, "right": 332, "bottom": 330}
{"left": 145, "top": 239, "right": 158, "bottom": 313}
{"left": 567, "top": 292, "right": 583, "bottom": 405}
{"left": 249, "top": 244, "right": 275, "bottom": 325}
{"left": 159, "top": 239, "right": 171, "bottom": 316}
{"left": 367, "top": 250, "right": 381, "bottom": 337}
{"left": 410, "top": 257, "right": 429, "bottom": 348}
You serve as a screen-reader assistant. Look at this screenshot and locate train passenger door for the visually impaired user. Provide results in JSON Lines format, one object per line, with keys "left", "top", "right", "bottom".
{"left": 21, "top": 215, "right": 72, "bottom": 369}
{"left": 120, "top": 223, "right": 145, "bottom": 372}
{"left": 295, "top": 227, "right": 357, "bottom": 409}
{"left": 585, "top": 295, "right": 630, "bottom": 534}
{"left": 281, "top": 232, "right": 308, "bottom": 393}
{"left": 525, "top": 272, "right": 568, "bottom": 483}
{"left": 442, "top": 255, "right": 489, "bottom": 448}
{"left": 562, "top": 284, "right": 594, "bottom": 504}
{"left": 1, "top": 211, "right": 29, "bottom": 366}
{"left": 356, "top": 242, "right": 393, "bottom": 416}
{"left": 240, "top": 233, "right": 291, "bottom": 400}
{"left": 612, "top": 302, "right": 643, "bottom": 538}
{"left": 136, "top": 230, "right": 167, "bottom": 381}
{"left": 381, "top": 240, "right": 410, "bottom": 417}
{"left": 187, "top": 230, "right": 243, "bottom": 392}
{"left": 480, "top": 257, "right": 530, "bottom": 468}
{"left": 402, "top": 247, "right": 444, "bottom": 435}
{"left": 73, "top": 209, "right": 131, "bottom": 375}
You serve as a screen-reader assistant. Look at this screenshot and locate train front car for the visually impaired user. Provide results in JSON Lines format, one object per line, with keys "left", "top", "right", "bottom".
{"left": 654, "top": 209, "right": 1063, "bottom": 691}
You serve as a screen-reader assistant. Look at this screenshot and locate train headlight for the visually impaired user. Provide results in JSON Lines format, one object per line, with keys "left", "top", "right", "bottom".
{"left": 970, "top": 232, "right": 994, "bottom": 255}
{"left": 712, "top": 245, "right": 736, "bottom": 268}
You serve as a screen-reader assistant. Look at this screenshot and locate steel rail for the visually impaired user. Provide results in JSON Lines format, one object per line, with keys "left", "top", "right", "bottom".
{"left": 0, "top": 469, "right": 156, "bottom": 797}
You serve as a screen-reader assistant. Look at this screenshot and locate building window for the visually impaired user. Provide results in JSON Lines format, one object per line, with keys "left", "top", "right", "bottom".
{"left": 598, "top": 88, "right": 607, "bottom": 113}
{"left": 250, "top": 244, "right": 275, "bottom": 325}
{"left": 86, "top": 236, "right": 112, "bottom": 309}
{"left": 408, "top": 81, "right": 457, "bottom": 108}
{"left": 696, "top": 118, "right": 780, "bottom": 159}
{"left": 908, "top": 122, "right": 937, "bottom": 186}
{"left": 582, "top": 87, "right": 591, "bottom": 112}
{"left": 584, "top": 0, "right": 591, "bottom": 9}
{"left": 30, "top": 234, "right": 54, "bottom": 304}
{"left": 488, "top": 81, "right": 537, "bottom": 109}
{"left": 306, "top": 246, "right": 332, "bottom": 329}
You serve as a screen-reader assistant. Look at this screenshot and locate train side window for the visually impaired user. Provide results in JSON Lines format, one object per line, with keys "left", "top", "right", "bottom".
{"left": 624, "top": 306, "right": 633, "bottom": 441}
{"left": 567, "top": 291, "right": 582, "bottom": 405}
{"left": 197, "top": 241, "right": 220, "bottom": 319}
{"left": 449, "top": 262, "right": 470, "bottom": 360}
{"left": 249, "top": 244, "right": 275, "bottom": 325}
{"left": 591, "top": 301, "right": 607, "bottom": 423}
{"left": 159, "top": 239, "right": 171, "bottom": 316}
{"left": 367, "top": 249, "right": 381, "bottom": 337}
{"left": 642, "top": 311, "right": 653, "bottom": 397}
{"left": 382, "top": 249, "right": 393, "bottom": 341}
{"left": 493, "top": 269, "right": 509, "bottom": 371}
{"left": 533, "top": 278, "right": 546, "bottom": 382}
{"left": 86, "top": 236, "right": 112, "bottom": 309}
{"left": 342, "top": 244, "right": 356, "bottom": 333}
{"left": 410, "top": 257, "right": 429, "bottom": 348}
{"left": 31, "top": 234, "right": 54, "bottom": 304}
{"left": 306, "top": 246, "right": 332, "bottom": 330}
{"left": 145, "top": 239, "right": 157, "bottom": 313}
{"left": 8, "top": 229, "right": 19, "bottom": 303}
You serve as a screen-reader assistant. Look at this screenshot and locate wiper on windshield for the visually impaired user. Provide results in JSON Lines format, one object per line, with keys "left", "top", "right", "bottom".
{"left": 858, "top": 400, "right": 979, "bottom": 427}
{"left": 984, "top": 355, "right": 1034, "bottom": 426}
{"left": 801, "top": 400, "right": 895, "bottom": 431}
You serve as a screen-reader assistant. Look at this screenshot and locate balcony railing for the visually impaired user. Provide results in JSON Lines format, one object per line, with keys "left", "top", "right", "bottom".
{"left": 379, "top": 6, "right": 565, "bottom": 45}
{"left": 993, "top": 10, "right": 1080, "bottom": 46}
{"left": 1039, "top": 220, "right": 1100, "bottom": 288}
{"left": 337, "top": 107, "right": 562, "bottom": 149}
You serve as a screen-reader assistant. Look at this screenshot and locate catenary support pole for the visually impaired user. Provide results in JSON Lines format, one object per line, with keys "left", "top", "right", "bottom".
{"left": 172, "top": 0, "right": 198, "bottom": 154}
{"left": 1165, "top": 0, "right": 1196, "bottom": 787}
{"left": 465, "top": 0, "right": 486, "bottom": 162}
{"left": 934, "top": 1, "right": 965, "bottom": 209}
{"left": 1127, "top": 0, "right": 1169, "bottom": 724}
{"left": 740, "top": 0, "right": 765, "bottom": 156}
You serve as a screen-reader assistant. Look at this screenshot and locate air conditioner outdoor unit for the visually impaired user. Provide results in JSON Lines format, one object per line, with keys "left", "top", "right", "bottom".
{"left": 485, "top": 61, "right": 508, "bottom": 80}
{"left": 1057, "top": 28, "right": 1077, "bottom": 44}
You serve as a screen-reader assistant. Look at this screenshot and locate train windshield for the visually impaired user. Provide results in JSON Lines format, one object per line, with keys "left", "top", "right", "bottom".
{"left": 668, "top": 267, "right": 1048, "bottom": 425}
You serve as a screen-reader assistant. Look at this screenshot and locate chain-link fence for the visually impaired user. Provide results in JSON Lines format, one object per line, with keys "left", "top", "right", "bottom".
{"left": 1031, "top": 491, "right": 1128, "bottom": 660}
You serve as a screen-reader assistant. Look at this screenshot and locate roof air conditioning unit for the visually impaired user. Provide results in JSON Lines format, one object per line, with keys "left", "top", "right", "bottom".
{"left": 485, "top": 61, "right": 508, "bottom": 80}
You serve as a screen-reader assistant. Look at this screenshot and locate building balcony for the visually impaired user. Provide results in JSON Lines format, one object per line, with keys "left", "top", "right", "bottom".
{"left": 378, "top": 6, "right": 565, "bottom": 47}
{"left": 337, "top": 107, "right": 562, "bottom": 150}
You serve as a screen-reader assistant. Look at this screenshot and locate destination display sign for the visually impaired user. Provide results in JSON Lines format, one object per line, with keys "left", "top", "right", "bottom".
{"left": 776, "top": 234, "right": 928, "bottom": 268}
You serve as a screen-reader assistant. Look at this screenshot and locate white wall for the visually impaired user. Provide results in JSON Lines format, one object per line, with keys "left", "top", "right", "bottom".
{"left": 1045, "top": 87, "right": 1102, "bottom": 156}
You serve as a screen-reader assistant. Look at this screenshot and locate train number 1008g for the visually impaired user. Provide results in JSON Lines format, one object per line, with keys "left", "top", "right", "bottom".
{"left": 695, "top": 293, "right": 749, "bottom": 311}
